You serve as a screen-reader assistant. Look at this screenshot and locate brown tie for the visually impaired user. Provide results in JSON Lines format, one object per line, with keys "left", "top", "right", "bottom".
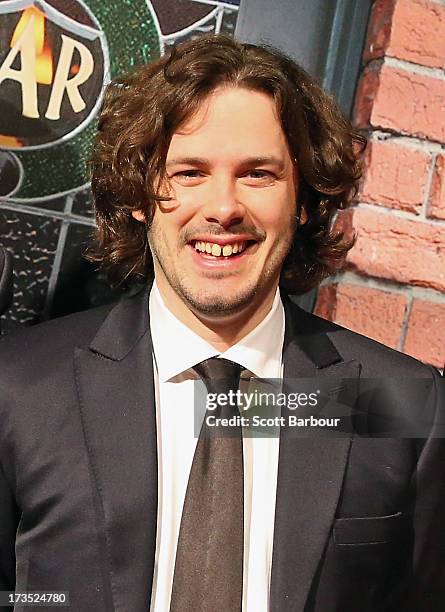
{"left": 170, "top": 357, "right": 244, "bottom": 612}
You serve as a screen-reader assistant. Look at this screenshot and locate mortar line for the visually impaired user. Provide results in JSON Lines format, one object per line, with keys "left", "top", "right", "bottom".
{"left": 368, "top": 130, "right": 445, "bottom": 154}
{"left": 398, "top": 295, "right": 414, "bottom": 352}
{"left": 326, "top": 270, "right": 445, "bottom": 303}
{"left": 421, "top": 152, "right": 437, "bottom": 219}
{"left": 385, "top": 56, "right": 445, "bottom": 80}
{"left": 356, "top": 201, "right": 445, "bottom": 225}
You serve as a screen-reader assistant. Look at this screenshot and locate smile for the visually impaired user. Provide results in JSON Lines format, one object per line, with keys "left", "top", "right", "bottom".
{"left": 188, "top": 238, "right": 258, "bottom": 269}
{"left": 193, "top": 240, "right": 248, "bottom": 258}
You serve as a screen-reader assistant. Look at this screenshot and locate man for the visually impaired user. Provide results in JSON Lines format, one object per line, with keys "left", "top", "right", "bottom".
{"left": 0, "top": 35, "right": 444, "bottom": 612}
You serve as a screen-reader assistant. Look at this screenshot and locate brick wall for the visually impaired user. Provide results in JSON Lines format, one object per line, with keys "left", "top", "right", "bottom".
{"left": 315, "top": 0, "right": 445, "bottom": 369}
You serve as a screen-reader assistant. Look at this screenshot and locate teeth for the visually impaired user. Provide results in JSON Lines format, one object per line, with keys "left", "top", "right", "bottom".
{"left": 193, "top": 241, "right": 247, "bottom": 257}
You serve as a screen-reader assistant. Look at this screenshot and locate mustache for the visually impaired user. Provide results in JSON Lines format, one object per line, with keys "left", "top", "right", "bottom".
{"left": 182, "top": 224, "right": 266, "bottom": 244}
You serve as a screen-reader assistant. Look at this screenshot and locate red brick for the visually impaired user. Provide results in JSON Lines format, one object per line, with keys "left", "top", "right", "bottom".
{"left": 345, "top": 208, "right": 445, "bottom": 291}
{"left": 428, "top": 154, "right": 445, "bottom": 220}
{"left": 314, "top": 284, "right": 338, "bottom": 320}
{"left": 389, "top": 0, "right": 445, "bottom": 69}
{"left": 370, "top": 65, "right": 445, "bottom": 143}
{"left": 354, "top": 65, "right": 382, "bottom": 128}
{"left": 404, "top": 299, "right": 445, "bottom": 367}
{"left": 363, "top": 0, "right": 397, "bottom": 62}
{"left": 360, "top": 140, "right": 431, "bottom": 213}
{"left": 334, "top": 207, "right": 356, "bottom": 242}
{"left": 315, "top": 283, "right": 407, "bottom": 349}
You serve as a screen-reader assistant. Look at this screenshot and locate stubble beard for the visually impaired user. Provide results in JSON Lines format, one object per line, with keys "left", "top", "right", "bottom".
{"left": 148, "top": 222, "right": 295, "bottom": 317}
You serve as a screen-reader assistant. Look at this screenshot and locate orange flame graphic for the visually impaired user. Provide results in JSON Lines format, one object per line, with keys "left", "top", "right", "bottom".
{"left": 0, "top": 135, "right": 23, "bottom": 147}
{"left": 11, "top": 6, "right": 54, "bottom": 85}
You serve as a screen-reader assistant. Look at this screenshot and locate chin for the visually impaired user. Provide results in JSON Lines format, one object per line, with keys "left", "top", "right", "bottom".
{"left": 181, "top": 285, "right": 260, "bottom": 317}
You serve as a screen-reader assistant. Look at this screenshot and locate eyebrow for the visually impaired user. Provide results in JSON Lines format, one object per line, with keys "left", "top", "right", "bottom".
{"left": 165, "top": 156, "right": 286, "bottom": 170}
{"left": 166, "top": 157, "right": 207, "bottom": 169}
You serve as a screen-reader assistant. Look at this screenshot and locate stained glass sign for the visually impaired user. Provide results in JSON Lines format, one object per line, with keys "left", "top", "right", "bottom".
{"left": 0, "top": 0, "right": 240, "bottom": 330}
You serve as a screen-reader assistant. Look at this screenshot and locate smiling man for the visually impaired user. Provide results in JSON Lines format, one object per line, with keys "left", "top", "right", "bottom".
{"left": 133, "top": 85, "right": 298, "bottom": 347}
{"left": 0, "top": 35, "right": 444, "bottom": 612}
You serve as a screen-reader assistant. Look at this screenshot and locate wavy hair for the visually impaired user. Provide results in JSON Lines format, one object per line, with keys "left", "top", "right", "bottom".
{"left": 88, "top": 34, "right": 365, "bottom": 293}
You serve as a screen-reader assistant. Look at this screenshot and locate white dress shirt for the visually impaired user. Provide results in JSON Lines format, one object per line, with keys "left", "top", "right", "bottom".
{"left": 149, "top": 281, "right": 285, "bottom": 612}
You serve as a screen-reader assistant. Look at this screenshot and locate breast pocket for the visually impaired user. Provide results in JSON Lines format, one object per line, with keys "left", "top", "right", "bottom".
{"left": 320, "top": 512, "right": 413, "bottom": 608}
{"left": 333, "top": 511, "right": 409, "bottom": 546}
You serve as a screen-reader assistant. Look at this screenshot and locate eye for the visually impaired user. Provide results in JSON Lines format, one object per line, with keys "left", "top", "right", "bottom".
{"left": 169, "top": 170, "right": 205, "bottom": 185}
{"left": 242, "top": 169, "right": 276, "bottom": 185}
{"left": 176, "top": 170, "right": 202, "bottom": 178}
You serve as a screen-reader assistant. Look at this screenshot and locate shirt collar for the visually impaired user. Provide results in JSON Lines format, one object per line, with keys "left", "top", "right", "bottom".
{"left": 149, "top": 281, "right": 284, "bottom": 382}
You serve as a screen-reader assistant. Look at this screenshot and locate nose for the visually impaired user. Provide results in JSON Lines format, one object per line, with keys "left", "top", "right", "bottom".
{"left": 200, "top": 175, "right": 245, "bottom": 228}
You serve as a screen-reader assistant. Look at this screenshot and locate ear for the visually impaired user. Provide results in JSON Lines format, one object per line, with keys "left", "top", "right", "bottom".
{"left": 292, "top": 160, "right": 307, "bottom": 225}
{"left": 299, "top": 203, "right": 308, "bottom": 225}
{"left": 131, "top": 210, "right": 145, "bottom": 223}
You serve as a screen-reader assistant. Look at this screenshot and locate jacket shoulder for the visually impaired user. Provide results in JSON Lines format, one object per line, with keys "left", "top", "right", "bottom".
{"left": 291, "top": 301, "right": 435, "bottom": 378}
{"left": 0, "top": 301, "right": 115, "bottom": 359}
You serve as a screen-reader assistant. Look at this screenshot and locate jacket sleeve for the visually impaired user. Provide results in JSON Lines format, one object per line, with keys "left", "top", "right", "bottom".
{"left": 0, "top": 459, "right": 19, "bottom": 597}
{"left": 409, "top": 368, "right": 445, "bottom": 611}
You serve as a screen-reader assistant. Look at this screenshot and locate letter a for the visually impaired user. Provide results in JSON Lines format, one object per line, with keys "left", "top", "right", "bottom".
{"left": 0, "top": 16, "right": 39, "bottom": 118}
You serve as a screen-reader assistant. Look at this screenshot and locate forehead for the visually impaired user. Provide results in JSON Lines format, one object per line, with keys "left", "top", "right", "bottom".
{"left": 166, "top": 87, "right": 290, "bottom": 161}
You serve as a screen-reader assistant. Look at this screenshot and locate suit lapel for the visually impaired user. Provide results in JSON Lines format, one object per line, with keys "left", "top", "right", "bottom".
{"left": 270, "top": 295, "right": 361, "bottom": 612}
{"left": 74, "top": 288, "right": 157, "bottom": 612}
{"left": 73, "top": 287, "right": 361, "bottom": 611}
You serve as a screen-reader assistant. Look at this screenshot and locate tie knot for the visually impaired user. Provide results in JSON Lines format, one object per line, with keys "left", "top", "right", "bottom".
{"left": 194, "top": 357, "right": 242, "bottom": 380}
{"left": 194, "top": 357, "right": 243, "bottom": 398}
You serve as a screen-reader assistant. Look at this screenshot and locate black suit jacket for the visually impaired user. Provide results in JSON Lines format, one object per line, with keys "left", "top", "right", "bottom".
{"left": 0, "top": 247, "right": 13, "bottom": 319}
{"left": 0, "top": 287, "right": 444, "bottom": 611}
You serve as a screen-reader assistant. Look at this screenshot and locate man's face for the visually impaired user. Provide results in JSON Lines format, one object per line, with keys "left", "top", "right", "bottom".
{"left": 147, "top": 86, "right": 298, "bottom": 318}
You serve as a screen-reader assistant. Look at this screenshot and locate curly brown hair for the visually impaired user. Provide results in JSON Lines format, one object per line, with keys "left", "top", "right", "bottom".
{"left": 88, "top": 33, "right": 365, "bottom": 294}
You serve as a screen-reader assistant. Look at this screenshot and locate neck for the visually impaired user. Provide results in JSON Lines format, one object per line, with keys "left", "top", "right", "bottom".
{"left": 155, "top": 278, "right": 278, "bottom": 352}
